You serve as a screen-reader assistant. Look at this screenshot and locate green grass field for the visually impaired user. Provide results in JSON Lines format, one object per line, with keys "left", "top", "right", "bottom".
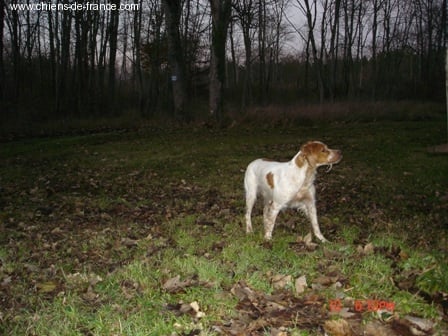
{"left": 1, "top": 120, "right": 447, "bottom": 335}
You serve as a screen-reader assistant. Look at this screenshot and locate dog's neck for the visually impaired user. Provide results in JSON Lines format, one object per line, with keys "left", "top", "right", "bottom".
{"left": 292, "top": 152, "right": 317, "bottom": 187}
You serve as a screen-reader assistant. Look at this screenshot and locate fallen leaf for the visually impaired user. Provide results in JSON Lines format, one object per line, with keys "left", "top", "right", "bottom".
{"left": 265, "top": 300, "right": 287, "bottom": 312}
{"left": 121, "top": 237, "right": 139, "bottom": 247}
{"left": 163, "top": 275, "right": 183, "bottom": 292}
{"left": 190, "top": 301, "right": 200, "bottom": 313}
{"left": 179, "top": 302, "right": 192, "bottom": 314}
{"left": 295, "top": 275, "right": 307, "bottom": 294}
{"left": 100, "top": 212, "right": 112, "bottom": 221}
{"left": 323, "top": 248, "right": 343, "bottom": 259}
{"left": 357, "top": 242, "right": 375, "bottom": 255}
{"left": 290, "top": 234, "right": 318, "bottom": 252}
{"left": 364, "top": 242, "right": 374, "bottom": 254}
{"left": 329, "top": 307, "right": 356, "bottom": 319}
{"left": 314, "top": 275, "right": 338, "bottom": 286}
{"left": 82, "top": 286, "right": 100, "bottom": 303}
{"left": 176, "top": 301, "right": 205, "bottom": 319}
{"left": 270, "top": 327, "right": 288, "bottom": 336}
{"left": 24, "top": 263, "right": 40, "bottom": 273}
{"left": 324, "top": 319, "right": 352, "bottom": 336}
{"left": 392, "top": 315, "right": 435, "bottom": 335}
{"left": 399, "top": 250, "right": 409, "bottom": 260}
{"left": 120, "top": 279, "right": 141, "bottom": 299}
{"left": 36, "top": 281, "right": 57, "bottom": 293}
{"left": 1, "top": 276, "right": 12, "bottom": 287}
{"left": 271, "top": 274, "right": 292, "bottom": 290}
{"left": 162, "top": 275, "right": 213, "bottom": 294}
{"left": 365, "top": 321, "right": 396, "bottom": 336}
{"left": 65, "top": 272, "right": 103, "bottom": 291}
{"left": 88, "top": 273, "right": 103, "bottom": 286}
{"left": 190, "top": 301, "right": 205, "bottom": 319}
{"left": 51, "top": 227, "right": 64, "bottom": 234}
{"left": 230, "top": 281, "right": 257, "bottom": 301}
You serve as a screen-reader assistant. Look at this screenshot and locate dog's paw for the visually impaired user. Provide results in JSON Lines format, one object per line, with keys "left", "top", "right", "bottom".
{"left": 316, "top": 235, "right": 330, "bottom": 243}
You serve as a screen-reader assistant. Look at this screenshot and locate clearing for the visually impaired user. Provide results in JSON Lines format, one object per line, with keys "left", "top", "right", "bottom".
{"left": 0, "top": 121, "right": 447, "bottom": 335}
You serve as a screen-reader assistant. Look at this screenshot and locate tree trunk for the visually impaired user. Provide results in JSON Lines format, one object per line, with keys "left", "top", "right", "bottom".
{"left": 209, "top": 0, "right": 231, "bottom": 124}
{"left": 342, "top": 0, "right": 356, "bottom": 98}
{"left": 229, "top": 20, "right": 238, "bottom": 87}
{"left": 234, "top": 0, "right": 255, "bottom": 108}
{"left": 446, "top": 48, "right": 448, "bottom": 142}
{"left": 47, "top": 8, "right": 57, "bottom": 110}
{"left": 108, "top": 0, "right": 120, "bottom": 115}
{"left": 257, "top": 0, "right": 266, "bottom": 103}
{"left": 371, "top": 0, "right": 380, "bottom": 99}
{"left": 0, "top": 0, "right": 5, "bottom": 101}
{"left": 10, "top": 5, "right": 20, "bottom": 105}
{"left": 162, "top": 0, "right": 188, "bottom": 120}
{"left": 303, "top": 0, "right": 324, "bottom": 102}
{"left": 74, "top": 9, "right": 90, "bottom": 116}
{"left": 329, "top": 0, "right": 341, "bottom": 101}
{"left": 58, "top": 10, "right": 72, "bottom": 115}
{"left": 133, "top": 0, "right": 144, "bottom": 116}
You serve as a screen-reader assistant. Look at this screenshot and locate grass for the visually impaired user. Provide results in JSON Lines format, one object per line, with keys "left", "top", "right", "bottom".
{"left": 0, "top": 118, "right": 447, "bottom": 335}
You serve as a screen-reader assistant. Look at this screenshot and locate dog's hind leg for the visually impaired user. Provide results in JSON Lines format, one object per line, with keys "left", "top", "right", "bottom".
{"left": 245, "top": 195, "right": 256, "bottom": 233}
{"left": 244, "top": 171, "right": 257, "bottom": 234}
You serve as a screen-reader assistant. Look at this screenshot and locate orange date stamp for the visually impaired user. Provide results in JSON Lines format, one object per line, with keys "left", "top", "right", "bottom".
{"left": 329, "top": 299, "right": 395, "bottom": 313}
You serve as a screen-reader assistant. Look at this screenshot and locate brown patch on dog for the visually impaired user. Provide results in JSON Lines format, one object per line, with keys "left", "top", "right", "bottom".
{"left": 295, "top": 154, "right": 306, "bottom": 168}
{"left": 266, "top": 172, "right": 275, "bottom": 189}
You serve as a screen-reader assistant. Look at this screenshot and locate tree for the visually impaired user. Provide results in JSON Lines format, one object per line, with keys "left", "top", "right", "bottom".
{"left": 0, "top": 0, "right": 4, "bottom": 102}
{"left": 108, "top": 0, "right": 120, "bottom": 114}
{"left": 297, "top": 0, "right": 325, "bottom": 102}
{"left": 162, "top": 0, "right": 188, "bottom": 120}
{"left": 270, "top": 0, "right": 289, "bottom": 88}
{"left": 328, "top": 0, "right": 341, "bottom": 101}
{"left": 257, "top": 0, "right": 266, "bottom": 103}
{"left": 209, "top": 0, "right": 232, "bottom": 124}
{"left": 234, "top": 0, "right": 257, "bottom": 108}
{"left": 132, "top": 0, "right": 144, "bottom": 115}
{"left": 341, "top": 0, "right": 357, "bottom": 98}
{"left": 56, "top": 9, "right": 72, "bottom": 115}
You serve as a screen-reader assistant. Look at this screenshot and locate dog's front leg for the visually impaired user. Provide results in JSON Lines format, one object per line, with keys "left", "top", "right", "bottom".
{"left": 302, "top": 190, "right": 328, "bottom": 243}
{"left": 263, "top": 201, "right": 280, "bottom": 240}
{"left": 306, "top": 203, "right": 328, "bottom": 242}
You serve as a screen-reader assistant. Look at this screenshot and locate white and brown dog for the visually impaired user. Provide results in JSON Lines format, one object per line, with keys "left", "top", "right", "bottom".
{"left": 244, "top": 141, "right": 342, "bottom": 242}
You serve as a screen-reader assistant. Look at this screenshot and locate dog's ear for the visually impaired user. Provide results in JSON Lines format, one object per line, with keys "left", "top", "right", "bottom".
{"left": 301, "top": 141, "right": 315, "bottom": 154}
{"left": 300, "top": 141, "right": 323, "bottom": 167}
{"left": 296, "top": 142, "right": 312, "bottom": 167}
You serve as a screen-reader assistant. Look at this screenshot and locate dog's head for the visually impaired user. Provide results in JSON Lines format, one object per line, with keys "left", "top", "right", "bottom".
{"left": 296, "top": 141, "right": 342, "bottom": 168}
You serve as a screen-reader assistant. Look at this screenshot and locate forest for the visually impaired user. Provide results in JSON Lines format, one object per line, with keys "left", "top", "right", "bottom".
{"left": 0, "top": 0, "right": 446, "bottom": 126}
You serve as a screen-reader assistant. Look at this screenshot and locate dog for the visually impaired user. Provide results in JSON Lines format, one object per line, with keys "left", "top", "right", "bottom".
{"left": 244, "top": 141, "right": 342, "bottom": 242}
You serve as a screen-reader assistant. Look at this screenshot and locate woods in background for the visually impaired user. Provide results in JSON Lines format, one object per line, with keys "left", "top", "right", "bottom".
{"left": 0, "top": 0, "right": 446, "bottom": 124}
